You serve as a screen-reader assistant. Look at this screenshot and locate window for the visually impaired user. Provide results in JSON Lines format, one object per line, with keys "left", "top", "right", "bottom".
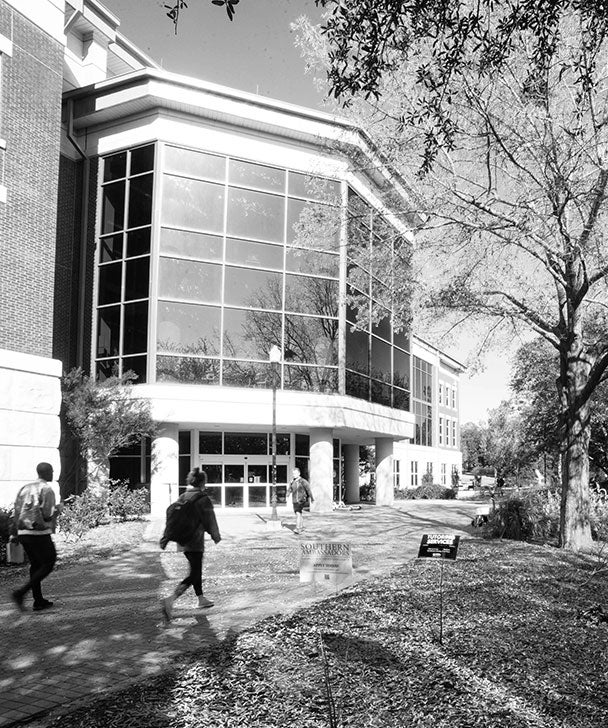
{"left": 451, "top": 386, "right": 457, "bottom": 409}
{"left": 393, "top": 459, "right": 401, "bottom": 490}
{"left": 439, "top": 417, "right": 444, "bottom": 446}
{"left": 410, "top": 461, "right": 418, "bottom": 487}
{"left": 438, "top": 383, "right": 443, "bottom": 405}
{"left": 452, "top": 420, "right": 457, "bottom": 447}
{"left": 441, "top": 464, "right": 447, "bottom": 485}
{"left": 0, "top": 33, "right": 13, "bottom": 204}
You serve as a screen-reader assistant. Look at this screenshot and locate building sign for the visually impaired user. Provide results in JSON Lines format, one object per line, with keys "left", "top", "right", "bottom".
{"left": 417, "top": 534, "right": 460, "bottom": 560}
{"left": 299, "top": 541, "right": 352, "bottom": 585}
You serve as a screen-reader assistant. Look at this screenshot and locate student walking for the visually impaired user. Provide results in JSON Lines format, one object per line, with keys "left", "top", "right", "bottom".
{"left": 10, "top": 463, "right": 58, "bottom": 612}
{"left": 286, "top": 467, "right": 314, "bottom": 534}
{"left": 160, "top": 468, "right": 221, "bottom": 621}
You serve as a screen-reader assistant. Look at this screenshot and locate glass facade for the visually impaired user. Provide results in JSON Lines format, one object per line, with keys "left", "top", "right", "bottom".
{"left": 94, "top": 144, "right": 412, "bottom": 410}
{"left": 413, "top": 356, "right": 433, "bottom": 446}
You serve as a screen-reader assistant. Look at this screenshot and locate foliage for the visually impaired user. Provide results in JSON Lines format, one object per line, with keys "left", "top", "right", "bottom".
{"left": 402, "top": 483, "right": 456, "bottom": 500}
{"left": 58, "top": 490, "right": 109, "bottom": 541}
{"left": 0, "top": 506, "right": 11, "bottom": 564}
{"left": 107, "top": 483, "right": 150, "bottom": 523}
{"left": 483, "top": 489, "right": 562, "bottom": 542}
{"left": 460, "top": 422, "right": 488, "bottom": 471}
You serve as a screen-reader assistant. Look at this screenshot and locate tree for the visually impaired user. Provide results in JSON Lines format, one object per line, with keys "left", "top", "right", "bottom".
{"left": 460, "top": 422, "right": 489, "bottom": 472}
{"left": 291, "top": 3, "right": 608, "bottom": 551}
{"left": 62, "top": 368, "right": 156, "bottom": 494}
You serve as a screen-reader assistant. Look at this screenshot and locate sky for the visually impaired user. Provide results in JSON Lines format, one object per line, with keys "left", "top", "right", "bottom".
{"left": 102, "top": 0, "right": 513, "bottom": 423}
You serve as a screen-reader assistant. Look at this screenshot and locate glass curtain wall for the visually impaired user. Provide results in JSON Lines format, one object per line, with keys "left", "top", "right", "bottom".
{"left": 157, "top": 147, "right": 341, "bottom": 392}
{"left": 413, "top": 356, "right": 433, "bottom": 446}
{"left": 345, "top": 189, "right": 411, "bottom": 409}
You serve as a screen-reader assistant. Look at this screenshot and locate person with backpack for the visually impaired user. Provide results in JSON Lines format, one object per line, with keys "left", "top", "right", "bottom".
{"left": 286, "top": 467, "right": 314, "bottom": 534}
{"left": 160, "top": 467, "right": 221, "bottom": 621}
{"left": 10, "top": 463, "right": 58, "bottom": 612}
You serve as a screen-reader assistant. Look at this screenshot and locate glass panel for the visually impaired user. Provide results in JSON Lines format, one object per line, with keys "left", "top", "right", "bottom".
{"left": 284, "top": 364, "right": 338, "bottom": 393}
{"left": 224, "top": 433, "right": 267, "bottom": 454}
{"left": 123, "top": 301, "right": 148, "bottom": 354}
{"left": 248, "top": 485, "right": 268, "bottom": 507}
{"left": 125, "top": 257, "right": 149, "bottom": 301}
{"left": 162, "top": 176, "right": 225, "bottom": 233}
{"left": 179, "top": 431, "right": 191, "bottom": 454}
{"left": 122, "top": 355, "right": 147, "bottom": 383}
{"left": 393, "top": 387, "right": 410, "bottom": 411}
{"left": 371, "top": 337, "right": 391, "bottom": 383}
{"left": 102, "top": 181, "right": 125, "bottom": 234}
{"left": 372, "top": 312, "right": 391, "bottom": 342}
{"left": 287, "top": 198, "right": 340, "bottom": 250}
{"left": 100, "top": 235, "right": 123, "bottom": 263}
{"left": 288, "top": 172, "right": 340, "bottom": 201}
{"left": 164, "top": 147, "right": 225, "bottom": 182}
{"left": 394, "top": 348, "right": 410, "bottom": 390}
{"left": 127, "top": 228, "right": 151, "bottom": 257}
{"left": 223, "top": 308, "right": 282, "bottom": 360}
{"left": 295, "top": 435, "right": 309, "bottom": 456}
{"left": 277, "top": 434, "right": 290, "bottom": 455}
{"left": 229, "top": 159, "right": 285, "bottom": 192}
{"left": 206, "top": 486, "right": 222, "bottom": 506}
{"left": 284, "top": 275, "right": 339, "bottom": 316}
{"left": 225, "top": 464, "right": 245, "bottom": 482}
{"left": 276, "top": 464, "right": 288, "bottom": 484}
{"left": 160, "top": 229, "right": 223, "bottom": 261}
{"left": 130, "top": 145, "right": 155, "bottom": 175}
{"left": 96, "top": 358, "right": 119, "bottom": 381}
{"left": 371, "top": 379, "right": 392, "bottom": 407}
{"left": 346, "top": 370, "right": 370, "bottom": 401}
{"left": 109, "top": 456, "right": 141, "bottom": 486}
{"left": 179, "top": 456, "right": 190, "bottom": 486}
{"left": 372, "top": 276, "right": 390, "bottom": 306}
{"left": 205, "top": 465, "right": 223, "bottom": 483}
{"left": 157, "top": 301, "right": 221, "bottom": 354}
{"left": 156, "top": 355, "right": 220, "bottom": 383}
{"left": 97, "top": 306, "right": 120, "bottom": 357}
{"left": 294, "top": 458, "right": 309, "bottom": 480}
{"left": 224, "top": 267, "right": 283, "bottom": 309}
{"left": 225, "top": 238, "right": 284, "bottom": 270}
{"left": 199, "top": 432, "right": 222, "bottom": 454}
{"left": 248, "top": 464, "right": 268, "bottom": 482}
{"left": 225, "top": 486, "right": 244, "bottom": 507}
{"left": 128, "top": 174, "right": 153, "bottom": 229}
{"left": 227, "top": 188, "right": 284, "bottom": 243}
{"left": 98, "top": 262, "right": 122, "bottom": 305}
{"left": 284, "top": 315, "right": 338, "bottom": 365}
{"left": 285, "top": 248, "right": 339, "bottom": 277}
{"left": 159, "top": 258, "right": 222, "bottom": 304}
{"left": 104, "top": 152, "right": 127, "bottom": 182}
{"left": 347, "top": 263, "right": 370, "bottom": 295}
{"left": 346, "top": 326, "right": 369, "bottom": 375}
{"left": 394, "top": 327, "right": 410, "bottom": 352}
{"left": 222, "top": 360, "right": 273, "bottom": 388}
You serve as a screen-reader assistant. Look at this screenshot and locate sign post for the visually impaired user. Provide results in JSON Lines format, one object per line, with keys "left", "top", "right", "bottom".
{"left": 417, "top": 533, "right": 460, "bottom": 645}
{"left": 299, "top": 541, "right": 352, "bottom": 587}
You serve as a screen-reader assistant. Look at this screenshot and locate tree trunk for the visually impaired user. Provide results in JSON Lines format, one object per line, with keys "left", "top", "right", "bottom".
{"left": 559, "top": 347, "right": 593, "bottom": 551}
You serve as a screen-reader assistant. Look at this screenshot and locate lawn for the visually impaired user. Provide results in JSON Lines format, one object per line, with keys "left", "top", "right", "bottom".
{"left": 41, "top": 538, "right": 608, "bottom": 728}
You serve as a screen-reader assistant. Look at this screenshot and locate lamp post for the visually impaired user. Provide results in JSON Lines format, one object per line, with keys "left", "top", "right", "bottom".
{"left": 269, "top": 345, "right": 281, "bottom": 522}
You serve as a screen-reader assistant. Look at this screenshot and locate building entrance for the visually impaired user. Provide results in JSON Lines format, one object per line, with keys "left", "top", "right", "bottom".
{"left": 198, "top": 456, "right": 290, "bottom": 508}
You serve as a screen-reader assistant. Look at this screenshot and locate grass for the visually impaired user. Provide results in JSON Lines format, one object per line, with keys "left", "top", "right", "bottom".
{"left": 41, "top": 538, "right": 608, "bottom": 728}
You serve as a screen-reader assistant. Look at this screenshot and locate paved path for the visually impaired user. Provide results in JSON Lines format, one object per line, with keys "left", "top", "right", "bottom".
{"left": 0, "top": 500, "right": 482, "bottom": 727}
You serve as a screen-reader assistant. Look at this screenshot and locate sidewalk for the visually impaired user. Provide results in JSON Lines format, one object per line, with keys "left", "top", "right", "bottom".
{"left": 0, "top": 500, "right": 481, "bottom": 727}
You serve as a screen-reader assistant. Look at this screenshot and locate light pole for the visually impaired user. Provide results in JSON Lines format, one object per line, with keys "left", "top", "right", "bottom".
{"left": 269, "top": 345, "right": 281, "bottom": 522}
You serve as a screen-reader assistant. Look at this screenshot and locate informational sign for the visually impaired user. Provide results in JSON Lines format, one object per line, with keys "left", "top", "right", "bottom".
{"left": 417, "top": 533, "right": 460, "bottom": 560}
{"left": 299, "top": 541, "right": 353, "bottom": 585}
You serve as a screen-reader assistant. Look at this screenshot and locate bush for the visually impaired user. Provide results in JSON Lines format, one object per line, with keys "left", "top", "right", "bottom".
{"left": 402, "top": 484, "right": 457, "bottom": 500}
{"left": 482, "top": 489, "right": 560, "bottom": 542}
{"left": 590, "top": 492, "right": 608, "bottom": 541}
{"left": 0, "top": 506, "right": 13, "bottom": 564}
{"left": 58, "top": 490, "right": 109, "bottom": 541}
{"left": 107, "top": 483, "right": 149, "bottom": 522}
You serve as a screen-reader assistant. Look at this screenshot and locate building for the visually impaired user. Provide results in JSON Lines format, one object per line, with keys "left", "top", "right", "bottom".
{"left": 0, "top": 0, "right": 463, "bottom": 512}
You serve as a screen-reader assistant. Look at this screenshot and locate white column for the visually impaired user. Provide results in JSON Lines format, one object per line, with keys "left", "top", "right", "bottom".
{"left": 150, "top": 423, "right": 179, "bottom": 517}
{"left": 375, "top": 437, "right": 394, "bottom": 506}
{"left": 343, "top": 444, "right": 360, "bottom": 504}
{"left": 309, "top": 428, "right": 333, "bottom": 513}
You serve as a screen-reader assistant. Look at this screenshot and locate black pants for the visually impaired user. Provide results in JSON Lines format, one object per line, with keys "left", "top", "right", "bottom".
{"left": 177, "top": 551, "right": 203, "bottom": 596}
{"left": 16, "top": 534, "right": 57, "bottom": 604}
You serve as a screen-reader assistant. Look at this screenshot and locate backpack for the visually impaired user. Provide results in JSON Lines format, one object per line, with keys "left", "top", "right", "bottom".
{"left": 17, "top": 483, "right": 47, "bottom": 531}
{"left": 160, "top": 492, "right": 204, "bottom": 548}
{"left": 292, "top": 477, "right": 310, "bottom": 504}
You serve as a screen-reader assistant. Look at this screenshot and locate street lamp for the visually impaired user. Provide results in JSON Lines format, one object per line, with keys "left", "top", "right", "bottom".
{"left": 269, "top": 345, "right": 281, "bottom": 522}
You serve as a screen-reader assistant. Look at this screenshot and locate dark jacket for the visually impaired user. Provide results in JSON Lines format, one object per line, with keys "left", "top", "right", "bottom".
{"left": 177, "top": 487, "right": 221, "bottom": 552}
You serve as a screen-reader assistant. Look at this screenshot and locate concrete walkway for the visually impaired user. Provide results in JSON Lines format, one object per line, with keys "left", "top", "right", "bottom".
{"left": 0, "top": 500, "right": 482, "bottom": 727}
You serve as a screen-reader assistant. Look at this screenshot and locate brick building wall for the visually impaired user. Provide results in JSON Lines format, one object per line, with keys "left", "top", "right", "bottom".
{"left": 0, "top": 2, "right": 63, "bottom": 358}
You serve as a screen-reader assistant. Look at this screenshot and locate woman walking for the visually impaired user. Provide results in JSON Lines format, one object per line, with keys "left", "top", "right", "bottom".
{"left": 161, "top": 468, "right": 221, "bottom": 621}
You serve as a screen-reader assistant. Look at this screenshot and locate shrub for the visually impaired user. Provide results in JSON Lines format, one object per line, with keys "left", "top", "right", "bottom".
{"left": 0, "top": 506, "right": 13, "bottom": 564}
{"left": 58, "top": 490, "right": 109, "bottom": 541}
{"left": 590, "top": 492, "right": 608, "bottom": 541}
{"left": 403, "top": 484, "right": 457, "bottom": 500}
{"left": 107, "top": 482, "right": 149, "bottom": 522}
{"left": 482, "top": 489, "right": 560, "bottom": 542}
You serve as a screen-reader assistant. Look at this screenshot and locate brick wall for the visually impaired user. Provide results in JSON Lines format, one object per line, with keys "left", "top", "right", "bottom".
{"left": 0, "top": 2, "right": 63, "bottom": 358}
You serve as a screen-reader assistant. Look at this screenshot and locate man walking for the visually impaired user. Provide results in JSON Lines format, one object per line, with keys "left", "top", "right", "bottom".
{"left": 10, "top": 463, "right": 58, "bottom": 612}
{"left": 286, "top": 467, "right": 314, "bottom": 534}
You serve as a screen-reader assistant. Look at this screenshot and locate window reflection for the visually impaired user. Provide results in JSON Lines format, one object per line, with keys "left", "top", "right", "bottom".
{"left": 130, "top": 145, "right": 155, "bottom": 175}
{"left": 223, "top": 308, "right": 281, "bottom": 360}
{"left": 104, "top": 152, "right": 126, "bottom": 182}
{"left": 156, "top": 355, "right": 220, "bottom": 384}
{"left": 229, "top": 159, "right": 285, "bottom": 192}
{"left": 125, "top": 257, "right": 150, "bottom": 301}
{"left": 394, "top": 348, "right": 410, "bottom": 389}
{"left": 165, "top": 147, "right": 225, "bottom": 182}
{"left": 346, "top": 326, "right": 369, "bottom": 375}
{"left": 287, "top": 198, "right": 340, "bottom": 250}
{"left": 127, "top": 228, "right": 151, "bottom": 257}
{"left": 288, "top": 172, "right": 340, "bottom": 202}
{"left": 97, "top": 306, "right": 120, "bottom": 357}
{"left": 224, "top": 267, "right": 283, "bottom": 309}
{"left": 122, "top": 355, "right": 147, "bottom": 383}
{"left": 225, "top": 238, "right": 284, "bottom": 270}
{"left": 371, "top": 379, "right": 391, "bottom": 407}
{"left": 123, "top": 301, "right": 148, "bottom": 354}
{"left": 98, "top": 263, "right": 122, "bottom": 305}
{"left": 222, "top": 360, "right": 273, "bottom": 388}
{"left": 284, "top": 314, "right": 338, "bottom": 366}
{"left": 100, "top": 235, "right": 123, "bottom": 262}
{"left": 162, "top": 176, "right": 225, "bottom": 233}
{"left": 157, "top": 301, "right": 220, "bottom": 354}
{"left": 346, "top": 370, "right": 370, "bottom": 400}
{"left": 225, "top": 433, "right": 267, "bottom": 454}
{"left": 284, "top": 275, "right": 339, "bottom": 316}
{"left": 284, "top": 364, "right": 338, "bottom": 393}
{"left": 159, "top": 258, "right": 222, "bottom": 304}
{"left": 128, "top": 174, "right": 153, "bottom": 228}
{"left": 285, "top": 248, "right": 339, "bottom": 277}
{"left": 227, "top": 188, "right": 284, "bottom": 243}
{"left": 160, "top": 229, "right": 223, "bottom": 261}
{"left": 102, "top": 181, "right": 125, "bottom": 234}
{"left": 371, "top": 336, "right": 391, "bottom": 383}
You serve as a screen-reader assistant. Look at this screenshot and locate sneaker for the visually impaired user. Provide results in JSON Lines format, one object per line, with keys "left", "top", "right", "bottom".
{"left": 32, "top": 600, "right": 53, "bottom": 612}
{"left": 197, "top": 596, "right": 214, "bottom": 609}
{"left": 11, "top": 590, "right": 25, "bottom": 613}
{"left": 161, "top": 596, "right": 173, "bottom": 622}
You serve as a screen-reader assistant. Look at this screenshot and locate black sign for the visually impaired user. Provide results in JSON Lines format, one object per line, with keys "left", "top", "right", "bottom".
{"left": 417, "top": 533, "right": 460, "bottom": 560}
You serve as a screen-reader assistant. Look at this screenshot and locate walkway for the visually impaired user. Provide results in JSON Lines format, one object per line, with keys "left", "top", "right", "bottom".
{"left": 0, "top": 500, "right": 481, "bottom": 727}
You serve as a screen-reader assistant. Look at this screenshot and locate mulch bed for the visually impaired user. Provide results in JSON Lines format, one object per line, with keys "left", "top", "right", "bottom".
{"left": 41, "top": 539, "right": 608, "bottom": 728}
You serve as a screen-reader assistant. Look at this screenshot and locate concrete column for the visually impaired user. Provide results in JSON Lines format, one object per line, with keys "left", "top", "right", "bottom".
{"left": 375, "top": 437, "right": 394, "bottom": 506}
{"left": 150, "top": 423, "right": 179, "bottom": 517}
{"left": 309, "top": 428, "right": 333, "bottom": 513}
{"left": 343, "top": 444, "right": 360, "bottom": 504}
